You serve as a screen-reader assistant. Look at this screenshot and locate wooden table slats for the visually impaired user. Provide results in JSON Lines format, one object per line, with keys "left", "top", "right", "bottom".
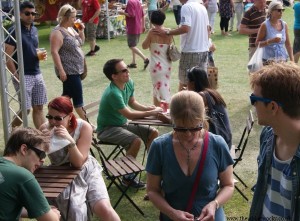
{"left": 34, "top": 166, "right": 81, "bottom": 200}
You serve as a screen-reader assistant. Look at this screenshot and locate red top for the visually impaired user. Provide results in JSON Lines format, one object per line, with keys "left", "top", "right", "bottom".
{"left": 81, "top": 0, "right": 101, "bottom": 24}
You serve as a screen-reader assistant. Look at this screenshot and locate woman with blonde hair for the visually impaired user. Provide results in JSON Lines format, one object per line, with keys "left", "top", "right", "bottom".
{"left": 146, "top": 91, "right": 234, "bottom": 221}
{"left": 255, "top": 0, "right": 294, "bottom": 63}
{"left": 50, "top": 4, "right": 87, "bottom": 120}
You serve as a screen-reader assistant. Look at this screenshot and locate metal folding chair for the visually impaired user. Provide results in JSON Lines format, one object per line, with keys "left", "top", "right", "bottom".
{"left": 231, "top": 110, "right": 255, "bottom": 201}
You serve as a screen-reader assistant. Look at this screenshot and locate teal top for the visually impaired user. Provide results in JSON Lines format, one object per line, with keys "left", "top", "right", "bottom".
{"left": 0, "top": 157, "right": 50, "bottom": 220}
{"left": 97, "top": 79, "right": 134, "bottom": 131}
{"left": 148, "top": 0, "right": 158, "bottom": 11}
{"left": 294, "top": 2, "right": 300, "bottom": 30}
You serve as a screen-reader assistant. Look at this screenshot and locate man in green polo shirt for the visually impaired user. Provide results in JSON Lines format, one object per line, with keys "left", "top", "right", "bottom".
{"left": 0, "top": 128, "right": 60, "bottom": 221}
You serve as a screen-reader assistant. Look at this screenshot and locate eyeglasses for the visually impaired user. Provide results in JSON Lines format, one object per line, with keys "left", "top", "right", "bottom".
{"left": 249, "top": 93, "right": 283, "bottom": 106}
{"left": 46, "top": 114, "right": 68, "bottom": 121}
{"left": 116, "top": 68, "right": 129, "bottom": 74}
{"left": 173, "top": 124, "right": 203, "bottom": 133}
{"left": 27, "top": 145, "right": 46, "bottom": 160}
{"left": 24, "top": 11, "right": 38, "bottom": 16}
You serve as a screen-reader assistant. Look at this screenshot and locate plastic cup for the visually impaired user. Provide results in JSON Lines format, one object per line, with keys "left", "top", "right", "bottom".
{"left": 36, "top": 48, "right": 47, "bottom": 61}
{"left": 74, "top": 19, "right": 83, "bottom": 30}
{"left": 160, "top": 100, "right": 168, "bottom": 113}
{"left": 276, "top": 33, "right": 282, "bottom": 40}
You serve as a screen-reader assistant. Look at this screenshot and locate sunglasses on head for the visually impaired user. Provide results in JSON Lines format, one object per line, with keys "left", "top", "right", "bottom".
{"left": 24, "top": 11, "right": 37, "bottom": 16}
{"left": 274, "top": 9, "right": 285, "bottom": 12}
{"left": 249, "top": 93, "right": 283, "bottom": 106}
{"left": 27, "top": 145, "right": 46, "bottom": 160}
{"left": 173, "top": 124, "right": 203, "bottom": 133}
{"left": 46, "top": 114, "right": 68, "bottom": 121}
{"left": 116, "top": 68, "right": 129, "bottom": 74}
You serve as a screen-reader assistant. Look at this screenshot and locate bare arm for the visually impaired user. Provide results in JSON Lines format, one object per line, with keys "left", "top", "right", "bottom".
{"left": 142, "top": 30, "right": 152, "bottom": 49}
{"left": 36, "top": 208, "right": 61, "bottom": 221}
{"left": 5, "top": 43, "right": 18, "bottom": 79}
{"left": 50, "top": 30, "right": 67, "bottom": 82}
{"left": 89, "top": 8, "right": 101, "bottom": 23}
{"left": 118, "top": 97, "right": 162, "bottom": 119}
{"left": 239, "top": 23, "right": 260, "bottom": 35}
{"left": 198, "top": 165, "right": 234, "bottom": 220}
{"left": 284, "top": 24, "right": 294, "bottom": 62}
{"left": 255, "top": 23, "right": 269, "bottom": 47}
{"left": 147, "top": 173, "right": 194, "bottom": 220}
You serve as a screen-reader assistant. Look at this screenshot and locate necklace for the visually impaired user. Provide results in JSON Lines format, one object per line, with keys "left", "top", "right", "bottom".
{"left": 176, "top": 131, "right": 201, "bottom": 176}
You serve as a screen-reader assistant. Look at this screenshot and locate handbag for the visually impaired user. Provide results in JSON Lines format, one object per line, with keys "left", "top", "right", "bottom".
{"left": 201, "top": 91, "right": 232, "bottom": 148}
{"left": 167, "top": 37, "right": 181, "bottom": 62}
{"left": 207, "top": 66, "right": 218, "bottom": 89}
{"left": 186, "top": 131, "right": 209, "bottom": 212}
{"left": 247, "top": 44, "right": 263, "bottom": 73}
{"left": 159, "top": 132, "right": 209, "bottom": 220}
{"left": 80, "top": 58, "right": 87, "bottom": 80}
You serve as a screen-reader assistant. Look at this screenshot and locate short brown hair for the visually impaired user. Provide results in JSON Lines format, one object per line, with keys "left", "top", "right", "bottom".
{"left": 4, "top": 128, "right": 50, "bottom": 156}
{"left": 250, "top": 62, "right": 300, "bottom": 118}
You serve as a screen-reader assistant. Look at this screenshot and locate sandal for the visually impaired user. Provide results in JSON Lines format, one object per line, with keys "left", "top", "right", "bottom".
{"left": 143, "top": 194, "right": 149, "bottom": 201}
{"left": 143, "top": 58, "right": 149, "bottom": 70}
{"left": 128, "top": 63, "right": 137, "bottom": 68}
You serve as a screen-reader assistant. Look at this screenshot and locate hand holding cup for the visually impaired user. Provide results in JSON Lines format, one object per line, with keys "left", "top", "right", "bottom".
{"left": 36, "top": 48, "right": 47, "bottom": 61}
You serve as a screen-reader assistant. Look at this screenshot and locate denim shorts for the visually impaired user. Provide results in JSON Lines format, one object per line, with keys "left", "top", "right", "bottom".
{"left": 62, "top": 74, "right": 83, "bottom": 108}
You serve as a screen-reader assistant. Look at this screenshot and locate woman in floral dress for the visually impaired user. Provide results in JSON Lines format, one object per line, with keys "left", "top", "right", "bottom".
{"left": 142, "top": 10, "right": 172, "bottom": 108}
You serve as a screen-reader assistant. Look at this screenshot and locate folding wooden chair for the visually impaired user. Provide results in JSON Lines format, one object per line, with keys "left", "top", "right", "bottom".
{"left": 82, "top": 100, "right": 125, "bottom": 161}
{"left": 231, "top": 110, "right": 255, "bottom": 201}
{"left": 93, "top": 143, "right": 145, "bottom": 216}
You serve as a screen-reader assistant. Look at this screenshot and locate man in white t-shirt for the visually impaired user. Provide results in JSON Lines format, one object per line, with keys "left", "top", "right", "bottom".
{"left": 156, "top": 0, "right": 209, "bottom": 91}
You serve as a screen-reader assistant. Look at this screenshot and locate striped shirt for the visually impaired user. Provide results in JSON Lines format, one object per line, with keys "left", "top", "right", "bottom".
{"left": 262, "top": 150, "right": 292, "bottom": 220}
{"left": 240, "top": 5, "right": 266, "bottom": 48}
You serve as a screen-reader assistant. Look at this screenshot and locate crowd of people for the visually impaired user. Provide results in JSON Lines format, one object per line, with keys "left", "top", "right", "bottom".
{"left": 1, "top": 0, "right": 300, "bottom": 220}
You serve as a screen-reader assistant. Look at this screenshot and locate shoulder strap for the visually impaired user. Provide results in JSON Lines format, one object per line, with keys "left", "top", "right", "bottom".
{"left": 186, "top": 131, "right": 209, "bottom": 212}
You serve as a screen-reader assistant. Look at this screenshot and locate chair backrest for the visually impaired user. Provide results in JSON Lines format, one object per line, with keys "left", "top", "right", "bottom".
{"left": 232, "top": 110, "right": 254, "bottom": 167}
{"left": 82, "top": 100, "right": 100, "bottom": 124}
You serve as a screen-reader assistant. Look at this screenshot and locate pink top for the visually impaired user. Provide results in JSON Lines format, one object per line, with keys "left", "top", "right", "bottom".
{"left": 125, "top": 0, "right": 144, "bottom": 35}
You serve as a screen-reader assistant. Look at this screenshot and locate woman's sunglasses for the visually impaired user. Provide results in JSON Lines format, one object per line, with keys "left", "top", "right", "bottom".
{"left": 173, "top": 124, "right": 203, "bottom": 133}
{"left": 46, "top": 114, "right": 68, "bottom": 121}
{"left": 27, "top": 145, "right": 46, "bottom": 160}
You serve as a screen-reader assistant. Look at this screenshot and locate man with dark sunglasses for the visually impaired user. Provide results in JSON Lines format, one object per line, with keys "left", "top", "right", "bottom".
{"left": 97, "top": 59, "right": 163, "bottom": 189}
{"left": 249, "top": 62, "right": 300, "bottom": 220}
{"left": 0, "top": 128, "right": 60, "bottom": 220}
{"left": 5, "top": 1, "right": 47, "bottom": 129}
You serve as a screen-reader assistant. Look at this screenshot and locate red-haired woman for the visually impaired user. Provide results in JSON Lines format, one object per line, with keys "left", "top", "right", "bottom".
{"left": 40, "top": 96, "right": 120, "bottom": 221}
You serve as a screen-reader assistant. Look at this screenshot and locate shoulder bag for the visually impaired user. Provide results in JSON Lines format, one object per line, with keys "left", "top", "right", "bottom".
{"left": 167, "top": 37, "right": 181, "bottom": 62}
{"left": 186, "top": 131, "right": 209, "bottom": 212}
{"left": 159, "top": 132, "right": 209, "bottom": 220}
{"left": 201, "top": 91, "right": 232, "bottom": 148}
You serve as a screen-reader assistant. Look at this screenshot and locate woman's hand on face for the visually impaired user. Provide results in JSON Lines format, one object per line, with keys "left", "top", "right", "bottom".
{"left": 196, "top": 201, "right": 217, "bottom": 221}
{"left": 53, "top": 125, "right": 75, "bottom": 143}
{"left": 171, "top": 209, "right": 194, "bottom": 221}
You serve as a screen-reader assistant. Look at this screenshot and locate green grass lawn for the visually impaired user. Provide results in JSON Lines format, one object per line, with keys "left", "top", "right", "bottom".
{"left": 0, "top": 6, "right": 295, "bottom": 221}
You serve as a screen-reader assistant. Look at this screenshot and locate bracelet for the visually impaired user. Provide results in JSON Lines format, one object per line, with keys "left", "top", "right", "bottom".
{"left": 67, "top": 143, "right": 76, "bottom": 149}
{"left": 214, "top": 199, "right": 219, "bottom": 209}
